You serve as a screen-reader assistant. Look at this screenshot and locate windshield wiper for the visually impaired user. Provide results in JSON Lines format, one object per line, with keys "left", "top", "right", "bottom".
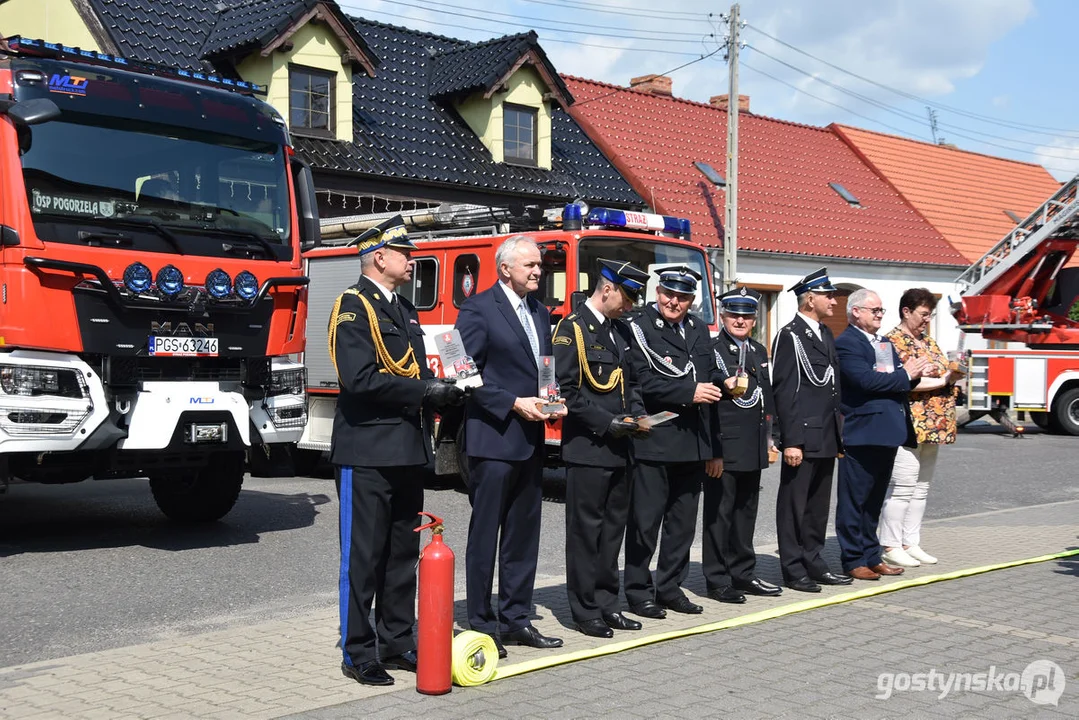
{"left": 208, "top": 228, "right": 278, "bottom": 259}
{"left": 110, "top": 215, "right": 185, "bottom": 255}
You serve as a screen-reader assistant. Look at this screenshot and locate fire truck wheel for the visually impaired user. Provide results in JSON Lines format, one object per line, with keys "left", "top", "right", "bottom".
{"left": 455, "top": 421, "right": 471, "bottom": 491}
{"left": 1051, "top": 387, "right": 1079, "bottom": 436}
{"left": 1028, "top": 411, "right": 1050, "bottom": 430}
{"left": 149, "top": 453, "right": 245, "bottom": 522}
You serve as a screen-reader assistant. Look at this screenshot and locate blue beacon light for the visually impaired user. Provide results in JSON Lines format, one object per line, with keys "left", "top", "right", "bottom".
{"left": 123, "top": 262, "right": 152, "bottom": 294}
{"left": 205, "top": 268, "right": 232, "bottom": 299}
{"left": 562, "top": 203, "right": 583, "bottom": 231}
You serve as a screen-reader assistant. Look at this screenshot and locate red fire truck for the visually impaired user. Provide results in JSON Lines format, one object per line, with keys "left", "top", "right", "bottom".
{"left": 299, "top": 205, "right": 718, "bottom": 480}
{"left": 0, "top": 38, "right": 319, "bottom": 519}
{"left": 953, "top": 176, "right": 1079, "bottom": 435}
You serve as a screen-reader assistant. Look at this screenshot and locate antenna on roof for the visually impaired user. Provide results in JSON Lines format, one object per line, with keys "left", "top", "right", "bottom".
{"left": 927, "top": 106, "right": 945, "bottom": 145}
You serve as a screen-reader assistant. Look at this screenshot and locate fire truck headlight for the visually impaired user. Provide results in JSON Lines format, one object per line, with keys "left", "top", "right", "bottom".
{"left": 235, "top": 270, "right": 259, "bottom": 300}
{"left": 123, "top": 262, "right": 153, "bottom": 294}
{"left": 156, "top": 264, "right": 185, "bottom": 298}
{"left": 269, "top": 367, "right": 306, "bottom": 397}
{"left": 205, "top": 268, "right": 232, "bottom": 299}
{"left": 0, "top": 365, "right": 89, "bottom": 399}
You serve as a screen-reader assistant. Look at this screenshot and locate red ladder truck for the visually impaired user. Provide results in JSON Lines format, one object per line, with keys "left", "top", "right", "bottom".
{"left": 952, "top": 176, "right": 1079, "bottom": 436}
{"left": 0, "top": 38, "right": 319, "bottom": 520}
{"left": 299, "top": 204, "right": 718, "bottom": 482}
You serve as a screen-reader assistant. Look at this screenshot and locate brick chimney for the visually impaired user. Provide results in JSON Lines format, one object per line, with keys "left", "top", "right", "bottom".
{"left": 630, "top": 74, "right": 673, "bottom": 97}
{"left": 709, "top": 94, "right": 750, "bottom": 112}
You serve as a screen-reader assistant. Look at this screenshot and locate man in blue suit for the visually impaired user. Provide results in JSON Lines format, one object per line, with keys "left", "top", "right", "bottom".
{"left": 456, "top": 235, "right": 565, "bottom": 658}
{"left": 834, "top": 288, "right": 930, "bottom": 581}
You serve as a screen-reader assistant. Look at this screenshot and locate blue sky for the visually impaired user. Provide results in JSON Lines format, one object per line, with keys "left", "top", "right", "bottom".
{"left": 343, "top": 0, "right": 1079, "bottom": 180}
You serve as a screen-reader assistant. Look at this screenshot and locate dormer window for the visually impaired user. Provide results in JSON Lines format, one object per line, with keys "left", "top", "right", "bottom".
{"left": 289, "top": 64, "right": 335, "bottom": 138}
{"left": 504, "top": 103, "right": 537, "bottom": 166}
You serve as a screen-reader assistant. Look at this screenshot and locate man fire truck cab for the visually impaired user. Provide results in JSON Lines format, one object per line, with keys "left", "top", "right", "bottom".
{"left": 953, "top": 175, "right": 1079, "bottom": 436}
{"left": 299, "top": 204, "right": 718, "bottom": 481}
{"left": 0, "top": 38, "right": 318, "bottom": 520}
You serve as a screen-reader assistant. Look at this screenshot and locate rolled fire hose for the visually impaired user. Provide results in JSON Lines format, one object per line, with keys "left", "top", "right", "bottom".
{"left": 451, "top": 630, "right": 498, "bottom": 686}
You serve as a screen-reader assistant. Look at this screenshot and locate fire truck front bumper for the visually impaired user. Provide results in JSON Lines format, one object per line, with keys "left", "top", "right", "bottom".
{"left": 0, "top": 350, "right": 110, "bottom": 454}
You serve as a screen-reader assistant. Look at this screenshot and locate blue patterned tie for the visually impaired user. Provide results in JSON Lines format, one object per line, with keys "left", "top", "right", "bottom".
{"left": 517, "top": 300, "right": 540, "bottom": 360}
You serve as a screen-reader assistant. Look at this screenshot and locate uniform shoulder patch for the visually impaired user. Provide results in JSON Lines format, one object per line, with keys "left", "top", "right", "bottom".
{"left": 553, "top": 336, "right": 572, "bottom": 346}
{"left": 335, "top": 311, "right": 356, "bottom": 325}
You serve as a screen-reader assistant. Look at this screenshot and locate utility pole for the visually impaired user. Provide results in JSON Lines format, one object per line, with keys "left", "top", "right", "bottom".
{"left": 723, "top": 3, "right": 741, "bottom": 291}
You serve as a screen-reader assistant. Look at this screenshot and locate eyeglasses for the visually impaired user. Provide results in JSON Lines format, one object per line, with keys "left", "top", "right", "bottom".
{"left": 855, "top": 306, "right": 886, "bottom": 316}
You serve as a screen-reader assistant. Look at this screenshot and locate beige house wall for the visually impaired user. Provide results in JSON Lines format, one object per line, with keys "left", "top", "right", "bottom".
{"left": 0, "top": 0, "right": 100, "bottom": 50}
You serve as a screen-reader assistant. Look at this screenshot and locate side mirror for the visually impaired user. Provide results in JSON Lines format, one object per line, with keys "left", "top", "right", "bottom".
{"left": 290, "top": 155, "right": 321, "bottom": 251}
{"left": 5, "top": 98, "right": 61, "bottom": 126}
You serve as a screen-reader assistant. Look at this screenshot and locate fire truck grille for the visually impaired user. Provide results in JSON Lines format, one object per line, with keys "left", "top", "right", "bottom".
{"left": 104, "top": 357, "right": 269, "bottom": 386}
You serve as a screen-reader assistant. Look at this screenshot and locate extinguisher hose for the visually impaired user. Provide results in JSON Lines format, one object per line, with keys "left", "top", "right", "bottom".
{"left": 450, "top": 630, "right": 499, "bottom": 686}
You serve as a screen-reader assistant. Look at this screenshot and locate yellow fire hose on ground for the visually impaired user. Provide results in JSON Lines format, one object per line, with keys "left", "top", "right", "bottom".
{"left": 449, "top": 548, "right": 1079, "bottom": 686}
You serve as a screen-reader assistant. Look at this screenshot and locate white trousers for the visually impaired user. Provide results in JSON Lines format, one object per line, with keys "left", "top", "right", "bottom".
{"left": 878, "top": 444, "right": 939, "bottom": 548}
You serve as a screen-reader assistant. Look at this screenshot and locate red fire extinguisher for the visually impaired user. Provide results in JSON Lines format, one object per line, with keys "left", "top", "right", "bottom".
{"left": 414, "top": 511, "right": 454, "bottom": 695}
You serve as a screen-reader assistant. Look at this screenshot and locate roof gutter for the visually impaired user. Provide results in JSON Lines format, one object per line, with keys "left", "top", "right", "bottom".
{"left": 736, "top": 248, "right": 969, "bottom": 272}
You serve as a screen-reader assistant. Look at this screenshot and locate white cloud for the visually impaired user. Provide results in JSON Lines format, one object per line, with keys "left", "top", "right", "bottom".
{"left": 1034, "top": 138, "right": 1079, "bottom": 182}
{"left": 991, "top": 95, "right": 1010, "bottom": 109}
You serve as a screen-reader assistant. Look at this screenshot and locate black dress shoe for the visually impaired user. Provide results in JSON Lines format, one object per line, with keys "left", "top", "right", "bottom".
{"left": 786, "top": 576, "right": 822, "bottom": 593}
{"left": 341, "top": 660, "right": 394, "bottom": 686}
{"left": 708, "top": 585, "right": 746, "bottom": 604}
{"left": 602, "top": 612, "right": 642, "bottom": 631}
{"left": 661, "top": 595, "right": 704, "bottom": 614}
{"left": 736, "top": 578, "right": 783, "bottom": 597}
{"left": 575, "top": 618, "right": 614, "bottom": 638}
{"left": 812, "top": 571, "right": 854, "bottom": 586}
{"left": 382, "top": 649, "right": 417, "bottom": 673}
{"left": 629, "top": 601, "right": 667, "bottom": 619}
{"left": 493, "top": 636, "right": 507, "bottom": 660}
{"left": 505, "top": 625, "right": 564, "bottom": 649}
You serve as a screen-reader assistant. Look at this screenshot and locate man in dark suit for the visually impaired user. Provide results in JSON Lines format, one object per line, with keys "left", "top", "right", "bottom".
{"left": 554, "top": 259, "right": 649, "bottom": 639}
{"left": 623, "top": 266, "right": 722, "bottom": 620}
{"left": 703, "top": 287, "right": 783, "bottom": 604}
{"left": 835, "top": 289, "right": 929, "bottom": 580}
{"left": 329, "top": 216, "right": 465, "bottom": 686}
{"left": 456, "top": 235, "right": 565, "bottom": 658}
{"left": 770, "top": 268, "right": 852, "bottom": 593}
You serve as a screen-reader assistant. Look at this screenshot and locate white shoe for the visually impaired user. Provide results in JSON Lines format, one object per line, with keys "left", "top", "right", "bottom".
{"left": 881, "top": 547, "right": 921, "bottom": 567}
{"left": 906, "top": 546, "right": 938, "bottom": 564}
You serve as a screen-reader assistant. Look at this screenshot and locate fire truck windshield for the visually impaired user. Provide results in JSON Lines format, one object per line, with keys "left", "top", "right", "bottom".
{"left": 578, "top": 238, "right": 714, "bottom": 323}
{"left": 18, "top": 115, "right": 291, "bottom": 260}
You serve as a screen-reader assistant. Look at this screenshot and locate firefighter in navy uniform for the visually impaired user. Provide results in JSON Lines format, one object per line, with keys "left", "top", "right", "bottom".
{"left": 622, "top": 266, "right": 723, "bottom": 619}
{"left": 770, "top": 268, "right": 851, "bottom": 594}
{"left": 328, "top": 215, "right": 465, "bottom": 687}
{"left": 702, "top": 287, "right": 783, "bottom": 605}
{"left": 553, "top": 258, "right": 649, "bottom": 639}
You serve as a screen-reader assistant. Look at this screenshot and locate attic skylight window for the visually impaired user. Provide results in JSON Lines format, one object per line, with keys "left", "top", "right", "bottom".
{"left": 829, "top": 182, "right": 862, "bottom": 208}
{"left": 1004, "top": 210, "right": 1023, "bottom": 223}
{"left": 693, "top": 161, "right": 726, "bottom": 187}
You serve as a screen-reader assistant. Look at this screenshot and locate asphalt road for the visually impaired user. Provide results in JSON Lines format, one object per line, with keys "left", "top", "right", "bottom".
{"left": 1, "top": 424, "right": 1076, "bottom": 668}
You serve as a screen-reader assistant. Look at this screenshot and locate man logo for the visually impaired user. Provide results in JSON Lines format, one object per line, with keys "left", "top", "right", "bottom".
{"left": 151, "top": 321, "right": 215, "bottom": 336}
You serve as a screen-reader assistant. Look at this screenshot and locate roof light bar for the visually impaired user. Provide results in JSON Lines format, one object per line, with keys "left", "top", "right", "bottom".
{"left": 5, "top": 36, "right": 267, "bottom": 95}
{"left": 585, "top": 207, "right": 691, "bottom": 239}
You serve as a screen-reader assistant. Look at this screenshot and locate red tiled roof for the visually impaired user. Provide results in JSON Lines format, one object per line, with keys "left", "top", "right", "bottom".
{"left": 832, "top": 125, "right": 1062, "bottom": 264}
{"left": 564, "top": 76, "right": 966, "bottom": 266}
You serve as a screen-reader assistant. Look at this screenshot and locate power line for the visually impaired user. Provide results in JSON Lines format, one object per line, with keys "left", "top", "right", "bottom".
{"left": 574, "top": 46, "right": 725, "bottom": 107}
{"left": 744, "top": 22, "right": 1079, "bottom": 139}
{"left": 339, "top": 3, "right": 707, "bottom": 56}
{"left": 747, "top": 45, "right": 1079, "bottom": 161}
{"left": 518, "top": 0, "right": 710, "bottom": 20}
{"left": 350, "top": 0, "right": 716, "bottom": 43}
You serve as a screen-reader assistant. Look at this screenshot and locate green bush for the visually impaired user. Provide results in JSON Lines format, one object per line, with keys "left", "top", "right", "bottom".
{"left": 1070, "top": 299, "right": 1079, "bottom": 322}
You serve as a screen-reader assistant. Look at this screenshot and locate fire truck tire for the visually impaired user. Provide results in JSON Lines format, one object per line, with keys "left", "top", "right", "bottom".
{"left": 149, "top": 453, "right": 245, "bottom": 522}
{"left": 1028, "top": 411, "right": 1050, "bottom": 430}
{"left": 1051, "top": 387, "right": 1079, "bottom": 436}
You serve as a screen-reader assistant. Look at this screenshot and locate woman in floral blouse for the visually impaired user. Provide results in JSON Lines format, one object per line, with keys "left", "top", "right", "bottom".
{"left": 879, "top": 288, "right": 963, "bottom": 568}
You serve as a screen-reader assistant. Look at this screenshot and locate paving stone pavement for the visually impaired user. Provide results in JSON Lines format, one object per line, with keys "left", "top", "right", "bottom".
{"left": 2, "top": 500, "right": 1077, "bottom": 719}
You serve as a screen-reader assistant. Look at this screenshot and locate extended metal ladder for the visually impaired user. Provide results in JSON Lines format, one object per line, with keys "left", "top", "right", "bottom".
{"left": 957, "top": 175, "right": 1079, "bottom": 296}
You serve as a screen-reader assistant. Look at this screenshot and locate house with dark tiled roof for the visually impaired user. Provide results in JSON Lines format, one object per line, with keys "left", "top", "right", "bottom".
{"left": 0, "top": 0, "right": 641, "bottom": 225}
{"left": 565, "top": 74, "right": 991, "bottom": 348}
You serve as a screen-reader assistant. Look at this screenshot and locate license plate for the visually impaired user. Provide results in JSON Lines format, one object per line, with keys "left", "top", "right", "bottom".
{"left": 148, "top": 336, "right": 219, "bottom": 357}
